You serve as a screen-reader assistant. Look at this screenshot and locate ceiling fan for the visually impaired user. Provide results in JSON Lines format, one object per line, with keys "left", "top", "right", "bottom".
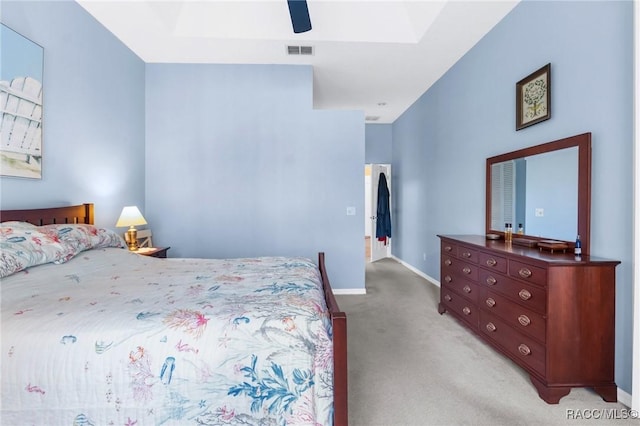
{"left": 287, "top": 0, "right": 312, "bottom": 33}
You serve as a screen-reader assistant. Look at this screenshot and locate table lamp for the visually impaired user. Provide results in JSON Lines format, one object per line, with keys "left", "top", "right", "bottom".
{"left": 116, "top": 206, "right": 148, "bottom": 251}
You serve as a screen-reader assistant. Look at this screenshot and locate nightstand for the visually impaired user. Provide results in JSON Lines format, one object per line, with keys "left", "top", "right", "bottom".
{"left": 134, "top": 247, "right": 170, "bottom": 258}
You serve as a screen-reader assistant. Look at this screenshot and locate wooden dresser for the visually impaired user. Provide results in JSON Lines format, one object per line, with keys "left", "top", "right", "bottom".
{"left": 437, "top": 235, "right": 620, "bottom": 404}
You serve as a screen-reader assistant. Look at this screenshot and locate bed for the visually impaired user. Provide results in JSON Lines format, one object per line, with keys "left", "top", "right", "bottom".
{"left": 0, "top": 203, "right": 347, "bottom": 426}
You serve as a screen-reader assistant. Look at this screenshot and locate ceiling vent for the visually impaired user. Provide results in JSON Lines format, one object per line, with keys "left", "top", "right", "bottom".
{"left": 366, "top": 116, "right": 380, "bottom": 122}
{"left": 287, "top": 45, "right": 314, "bottom": 56}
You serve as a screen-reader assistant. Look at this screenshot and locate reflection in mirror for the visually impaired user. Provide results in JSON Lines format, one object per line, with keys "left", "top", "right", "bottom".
{"left": 490, "top": 147, "right": 578, "bottom": 241}
{"left": 485, "top": 132, "right": 591, "bottom": 255}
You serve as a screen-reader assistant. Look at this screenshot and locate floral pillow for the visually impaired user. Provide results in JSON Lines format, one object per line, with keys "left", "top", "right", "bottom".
{"left": 0, "top": 223, "right": 125, "bottom": 278}
{"left": 39, "top": 224, "right": 125, "bottom": 261}
{"left": 0, "top": 221, "right": 38, "bottom": 229}
{"left": 0, "top": 226, "right": 69, "bottom": 278}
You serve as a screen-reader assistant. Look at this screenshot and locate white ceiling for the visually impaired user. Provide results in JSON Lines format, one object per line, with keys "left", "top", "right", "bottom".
{"left": 76, "top": 0, "right": 519, "bottom": 123}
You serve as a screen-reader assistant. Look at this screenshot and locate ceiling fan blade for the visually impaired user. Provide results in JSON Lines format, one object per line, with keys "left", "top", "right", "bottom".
{"left": 287, "top": 0, "right": 312, "bottom": 33}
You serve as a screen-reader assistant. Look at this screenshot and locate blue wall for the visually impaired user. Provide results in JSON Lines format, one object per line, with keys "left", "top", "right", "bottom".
{"left": 145, "top": 64, "right": 365, "bottom": 290}
{"left": 1, "top": 1, "right": 146, "bottom": 226}
{"left": 365, "top": 123, "right": 393, "bottom": 164}
{"left": 392, "top": 0, "right": 633, "bottom": 393}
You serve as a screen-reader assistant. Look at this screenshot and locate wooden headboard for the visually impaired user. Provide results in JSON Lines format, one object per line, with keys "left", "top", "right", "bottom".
{"left": 0, "top": 203, "right": 94, "bottom": 225}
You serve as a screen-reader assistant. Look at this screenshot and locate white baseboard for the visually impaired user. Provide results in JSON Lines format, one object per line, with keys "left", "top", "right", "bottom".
{"left": 618, "top": 388, "right": 632, "bottom": 408}
{"left": 332, "top": 288, "right": 367, "bottom": 295}
{"left": 390, "top": 255, "right": 440, "bottom": 288}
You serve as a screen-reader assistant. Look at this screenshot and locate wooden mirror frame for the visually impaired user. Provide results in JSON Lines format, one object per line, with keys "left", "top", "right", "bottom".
{"left": 485, "top": 132, "right": 592, "bottom": 255}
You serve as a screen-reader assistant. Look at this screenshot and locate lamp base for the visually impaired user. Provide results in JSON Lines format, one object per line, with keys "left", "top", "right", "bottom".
{"left": 126, "top": 227, "right": 138, "bottom": 251}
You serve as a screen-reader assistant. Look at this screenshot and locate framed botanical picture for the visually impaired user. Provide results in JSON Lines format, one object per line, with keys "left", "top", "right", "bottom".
{"left": 0, "top": 24, "right": 44, "bottom": 179}
{"left": 516, "top": 63, "right": 550, "bottom": 131}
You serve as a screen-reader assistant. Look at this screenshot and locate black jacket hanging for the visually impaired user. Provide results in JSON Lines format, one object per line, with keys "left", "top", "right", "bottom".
{"left": 375, "top": 172, "right": 391, "bottom": 240}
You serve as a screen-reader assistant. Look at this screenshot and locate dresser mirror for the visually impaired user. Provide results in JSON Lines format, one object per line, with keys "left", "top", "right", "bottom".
{"left": 485, "top": 132, "right": 591, "bottom": 255}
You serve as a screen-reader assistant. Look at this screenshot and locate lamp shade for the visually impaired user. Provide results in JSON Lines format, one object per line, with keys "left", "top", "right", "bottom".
{"left": 115, "top": 206, "right": 147, "bottom": 228}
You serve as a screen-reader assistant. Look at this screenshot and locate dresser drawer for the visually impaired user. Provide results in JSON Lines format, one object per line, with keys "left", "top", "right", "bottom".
{"left": 441, "top": 290, "right": 478, "bottom": 328}
{"left": 479, "top": 288, "right": 546, "bottom": 343}
{"left": 442, "top": 275, "right": 478, "bottom": 304}
{"left": 509, "top": 260, "right": 547, "bottom": 287}
{"left": 442, "top": 257, "right": 479, "bottom": 282}
{"left": 441, "top": 241, "right": 457, "bottom": 256}
{"left": 478, "top": 269, "right": 547, "bottom": 314}
{"left": 480, "top": 311, "right": 545, "bottom": 377}
{"left": 457, "top": 246, "right": 478, "bottom": 263}
{"left": 479, "top": 251, "right": 507, "bottom": 273}
{"left": 441, "top": 254, "right": 455, "bottom": 269}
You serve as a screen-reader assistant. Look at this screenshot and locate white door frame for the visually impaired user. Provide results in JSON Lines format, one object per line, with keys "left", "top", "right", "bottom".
{"left": 632, "top": 0, "right": 639, "bottom": 412}
{"left": 369, "top": 164, "right": 391, "bottom": 262}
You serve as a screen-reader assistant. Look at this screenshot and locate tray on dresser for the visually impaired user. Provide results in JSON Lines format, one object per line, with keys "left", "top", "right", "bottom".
{"left": 537, "top": 240, "right": 569, "bottom": 253}
{"left": 512, "top": 238, "right": 538, "bottom": 248}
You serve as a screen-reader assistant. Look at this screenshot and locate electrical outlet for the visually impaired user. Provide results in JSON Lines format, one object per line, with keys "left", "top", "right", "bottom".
{"left": 423, "top": 253, "right": 427, "bottom": 261}
{"left": 535, "top": 208, "right": 544, "bottom": 217}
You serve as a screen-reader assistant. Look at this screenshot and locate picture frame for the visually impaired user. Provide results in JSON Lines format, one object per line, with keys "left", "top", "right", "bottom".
{"left": 516, "top": 63, "right": 551, "bottom": 131}
{"left": 0, "top": 24, "right": 44, "bottom": 179}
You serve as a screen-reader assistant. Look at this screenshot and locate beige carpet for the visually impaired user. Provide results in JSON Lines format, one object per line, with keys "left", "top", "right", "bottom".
{"left": 336, "top": 258, "right": 636, "bottom": 426}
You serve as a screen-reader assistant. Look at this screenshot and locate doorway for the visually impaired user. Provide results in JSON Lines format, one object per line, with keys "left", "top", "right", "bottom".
{"left": 365, "top": 164, "right": 391, "bottom": 263}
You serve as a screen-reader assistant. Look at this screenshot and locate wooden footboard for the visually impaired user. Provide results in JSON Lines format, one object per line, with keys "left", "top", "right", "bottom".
{"left": 318, "top": 252, "right": 348, "bottom": 426}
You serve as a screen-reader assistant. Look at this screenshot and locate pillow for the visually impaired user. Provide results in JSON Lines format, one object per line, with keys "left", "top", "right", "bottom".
{"left": 39, "top": 224, "right": 125, "bottom": 261}
{"left": 0, "top": 221, "right": 38, "bottom": 229}
{"left": 0, "top": 224, "right": 125, "bottom": 278}
{"left": 91, "top": 226, "right": 127, "bottom": 249}
{"left": 0, "top": 226, "right": 69, "bottom": 278}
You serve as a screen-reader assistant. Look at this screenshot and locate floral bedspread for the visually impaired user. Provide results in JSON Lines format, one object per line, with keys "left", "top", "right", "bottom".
{"left": 1, "top": 248, "right": 334, "bottom": 426}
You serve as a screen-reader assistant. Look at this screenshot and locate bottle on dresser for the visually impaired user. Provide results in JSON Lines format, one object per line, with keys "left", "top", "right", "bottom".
{"left": 574, "top": 235, "right": 582, "bottom": 258}
{"left": 505, "top": 223, "right": 513, "bottom": 242}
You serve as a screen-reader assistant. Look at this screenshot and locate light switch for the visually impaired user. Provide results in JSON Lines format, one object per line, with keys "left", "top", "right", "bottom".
{"left": 535, "top": 208, "right": 544, "bottom": 217}
{"left": 346, "top": 207, "right": 356, "bottom": 216}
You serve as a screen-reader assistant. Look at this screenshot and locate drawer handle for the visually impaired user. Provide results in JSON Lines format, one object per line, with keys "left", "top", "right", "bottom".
{"left": 486, "top": 276, "right": 497, "bottom": 286}
{"left": 462, "top": 307, "right": 471, "bottom": 315}
{"left": 486, "top": 258, "right": 497, "bottom": 267}
{"left": 462, "top": 267, "right": 472, "bottom": 274}
{"left": 519, "top": 289, "right": 532, "bottom": 301}
{"left": 485, "top": 298, "right": 496, "bottom": 308}
{"left": 518, "top": 314, "right": 531, "bottom": 327}
{"left": 519, "top": 268, "right": 532, "bottom": 279}
{"left": 444, "top": 275, "right": 452, "bottom": 283}
{"left": 485, "top": 322, "right": 496, "bottom": 332}
{"left": 445, "top": 246, "right": 453, "bottom": 252}
{"left": 463, "top": 285, "right": 471, "bottom": 293}
{"left": 518, "top": 344, "right": 531, "bottom": 356}
{"left": 462, "top": 252, "right": 472, "bottom": 258}
{"left": 444, "top": 294, "right": 452, "bottom": 301}
{"left": 444, "top": 259, "right": 452, "bottom": 266}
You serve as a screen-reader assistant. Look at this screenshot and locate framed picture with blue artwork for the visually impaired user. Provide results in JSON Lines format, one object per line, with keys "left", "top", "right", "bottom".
{"left": 0, "top": 24, "right": 44, "bottom": 179}
{"left": 516, "top": 63, "right": 551, "bottom": 131}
